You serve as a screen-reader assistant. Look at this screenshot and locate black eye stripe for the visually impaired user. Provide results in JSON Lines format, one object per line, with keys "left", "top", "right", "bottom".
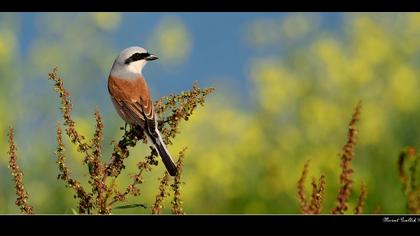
{"left": 124, "top": 52, "right": 150, "bottom": 64}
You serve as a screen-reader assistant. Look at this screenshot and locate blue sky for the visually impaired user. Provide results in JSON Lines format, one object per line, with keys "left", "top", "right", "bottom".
{"left": 18, "top": 13, "right": 343, "bottom": 100}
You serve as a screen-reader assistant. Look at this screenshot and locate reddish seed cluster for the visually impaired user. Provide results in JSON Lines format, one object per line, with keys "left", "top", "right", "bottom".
{"left": 309, "top": 175, "right": 326, "bottom": 214}
{"left": 49, "top": 68, "right": 92, "bottom": 161}
{"left": 398, "top": 146, "right": 420, "bottom": 214}
{"left": 297, "top": 101, "right": 367, "bottom": 215}
{"left": 297, "top": 160, "right": 310, "bottom": 213}
{"left": 171, "top": 147, "right": 188, "bottom": 215}
{"left": 297, "top": 160, "right": 326, "bottom": 214}
{"left": 332, "top": 101, "right": 362, "bottom": 214}
{"left": 156, "top": 83, "right": 215, "bottom": 145}
{"left": 7, "top": 127, "right": 34, "bottom": 214}
{"left": 56, "top": 124, "right": 93, "bottom": 214}
{"left": 354, "top": 182, "right": 368, "bottom": 214}
{"left": 152, "top": 172, "right": 171, "bottom": 214}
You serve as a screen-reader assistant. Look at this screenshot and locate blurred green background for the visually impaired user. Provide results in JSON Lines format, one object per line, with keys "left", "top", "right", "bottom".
{"left": 0, "top": 12, "right": 419, "bottom": 214}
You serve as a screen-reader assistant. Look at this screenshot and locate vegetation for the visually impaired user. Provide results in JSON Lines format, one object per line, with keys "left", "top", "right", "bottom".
{"left": 7, "top": 68, "right": 214, "bottom": 214}
{"left": 1, "top": 13, "right": 420, "bottom": 214}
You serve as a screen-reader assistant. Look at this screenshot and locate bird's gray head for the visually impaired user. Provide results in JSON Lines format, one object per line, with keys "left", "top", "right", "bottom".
{"left": 111, "top": 46, "right": 158, "bottom": 77}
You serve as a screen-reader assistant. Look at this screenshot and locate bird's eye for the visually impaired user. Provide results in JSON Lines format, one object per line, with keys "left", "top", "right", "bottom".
{"left": 139, "top": 52, "right": 150, "bottom": 59}
{"left": 125, "top": 52, "right": 150, "bottom": 64}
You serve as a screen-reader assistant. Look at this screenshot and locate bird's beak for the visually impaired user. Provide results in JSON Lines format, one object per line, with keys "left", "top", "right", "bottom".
{"left": 145, "top": 54, "right": 158, "bottom": 61}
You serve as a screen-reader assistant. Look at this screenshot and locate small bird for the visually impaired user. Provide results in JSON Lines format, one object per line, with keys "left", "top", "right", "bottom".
{"left": 107, "top": 46, "right": 178, "bottom": 176}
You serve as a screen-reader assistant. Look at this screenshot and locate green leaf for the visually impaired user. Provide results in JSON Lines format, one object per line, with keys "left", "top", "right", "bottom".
{"left": 114, "top": 204, "right": 147, "bottom": 209}
{"left": 71, "top": 208, "right": 78, "bottom": 215}
{"left": 88, "top": 163, "right": 94, "bottom": 175}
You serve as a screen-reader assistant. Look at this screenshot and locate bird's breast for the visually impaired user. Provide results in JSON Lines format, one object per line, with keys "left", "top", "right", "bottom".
{"left": 108, "top": 75, "right": 150, "bottom": 102}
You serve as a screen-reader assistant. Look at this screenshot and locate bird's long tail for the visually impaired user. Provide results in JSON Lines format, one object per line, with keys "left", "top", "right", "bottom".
{"left": 147, "top": 129, "right": 178, "bottom": 176}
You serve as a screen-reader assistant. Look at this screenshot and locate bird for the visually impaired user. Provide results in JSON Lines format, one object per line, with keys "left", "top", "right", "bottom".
{"left": 107, "top": 46, "right": 178, "bottom": 176}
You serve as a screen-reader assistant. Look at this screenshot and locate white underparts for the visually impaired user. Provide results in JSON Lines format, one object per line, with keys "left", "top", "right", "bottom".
{"left": 110, "top": 60, "right": 148, "bottom": 80}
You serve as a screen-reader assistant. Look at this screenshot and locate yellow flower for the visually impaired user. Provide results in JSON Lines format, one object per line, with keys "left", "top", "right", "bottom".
{"left": 387, "top": 65, "right": 419, "bottom": 111}
{"left": 359, "top": 102, "right": 386, "bottom": 145}
{"left": 352, "top": 16, "right": 391, "bottom": 66}
{"left": 0, "top": 29, "right": 15, "bottom": 63}
{"left": 282, "top": 13, "right": 319, "bottom": 40}
{"left": 148, "top": 16, "right": 191, "bottom": 65}
{"left": 251, "top": 59, "right": 300, "bottom": 114}
{"left": 90, "top": 13, "right": 121, "bottom": 31}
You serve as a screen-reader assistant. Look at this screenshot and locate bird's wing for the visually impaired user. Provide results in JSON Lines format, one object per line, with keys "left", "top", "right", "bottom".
{"left": 142, "top": 100, "right": 160, "bottom": 136}
{"left": 114, "top": 98, "right": 147, "bottom": 127}
{"left": 108, "top": 75, "right": 156, "bottom": 131}
{"left": 127, "top": 98, "right": 157, "bottom": 133}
